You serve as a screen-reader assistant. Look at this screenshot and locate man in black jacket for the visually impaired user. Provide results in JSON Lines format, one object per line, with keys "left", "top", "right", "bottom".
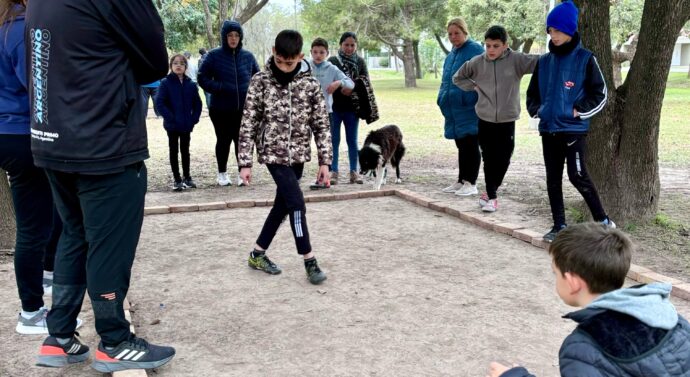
{"left": 27, "top": 0, "right": 176, "bottom": 372}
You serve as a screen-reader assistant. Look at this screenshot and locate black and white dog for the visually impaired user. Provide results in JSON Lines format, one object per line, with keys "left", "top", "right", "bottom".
{"left": 358, "top": 124, "right": 406, "bottom": 190}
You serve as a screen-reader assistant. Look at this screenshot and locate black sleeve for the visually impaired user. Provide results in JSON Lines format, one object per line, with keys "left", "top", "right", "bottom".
{"left": 100, "top": 0, "right": 168, "bottom": 84}
{"left": 574, "top": 55, "right": 607, "bottom": 119}
{"left": 526, "top": 60, "right": 541, "bottom": 118}
{"left": 359, "top": 57, "right": 369, "bottom": 78}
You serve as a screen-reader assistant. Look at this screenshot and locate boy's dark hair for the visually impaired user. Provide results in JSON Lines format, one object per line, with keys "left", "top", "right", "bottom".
{"left": 549, "top": 223, "right": 633, "bottom": 294}
{"left": 169, "top": 54, "right": 187, "bottom": 70}
{"left": 339, "top": 31, "right": 357, "bottom": 45}
{"left": 199, "top": 48, "right": 207, "bottom": 55}
{"left": 311, "top": 37, "right": 329, "bottom": 50}
{"left": 484, "top": 25, "right": 508, "bottom": 43}
{"left": 275, "top": 29, "right": 303, "bottom": 57}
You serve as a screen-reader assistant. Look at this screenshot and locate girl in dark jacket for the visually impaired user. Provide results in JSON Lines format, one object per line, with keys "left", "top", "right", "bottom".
{"left": 156, "top": 54, "right": 203, "bottom": 191}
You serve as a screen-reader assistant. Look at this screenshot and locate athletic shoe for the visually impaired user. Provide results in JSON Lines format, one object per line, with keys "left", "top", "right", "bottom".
{"left": 43, "top": 273, "right": 53, "bottom": 296}
{"left": 602, "top": 218, "right": 617, "bottom": 229}
{"left": 455, "top": 181, "right": 478, "bottom": 196}
{"left": 36, "top": 334, "right": 90, "bottom": 367}
{"left": 330, "top": 172, "right": 339, "bottom": 185}
{"left": 248, "top": 251, "right": 282, "bottom": 275}
{"left": 217, "top": 172, "right": 231, "bottom": 186}
{"left": 172, "top": 181, "right": 184, "bottom": 192}
{"left": 349, "top": 170, "right": 363, "bottom": 184}
{"left": 544, "top": 224, "right": 567, "bottom": 242}
{"left": 237, "top": 175, "right": 245, "bottom": 187}
{"left": 482, "top": 199, "right": 498, "bottom": 212}
{"left": 17, "top": 308, "right": 83, "bottom": 335}
{"left": 183, "top": 178, "right": 197, "bottom": 188}
{"left": 442, "top": 182, "right": 463, "bottom": 193}
{"left": 478, "top": 192, "right": 489, "bottom": 207}
{"left": 91, "top": 335, "right": 175, "bottom": 373}
{"left": 305, "top": 258, "right": 327, "bottom": 285}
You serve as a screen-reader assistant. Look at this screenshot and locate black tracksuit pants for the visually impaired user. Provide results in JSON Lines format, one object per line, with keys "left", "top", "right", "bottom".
{"left": 209, "top": 108, "right": 242, "bottom": 174}
{"left": 167, "top": 130, "right": 191, "bottom": 182}
{"left": 478, "top": 119, "right": 515, "bottom": 199}
{"left": 256, "top": 164, "right": 311, "bottom": 254}
{"left": 454, "top": 134, "right": 480, "bottom": 185}
{"left": 45, "top": 162, "right": 147, "bottom": 346}
{"left": 542, "top": 133, "right": 607, "bottom": 226}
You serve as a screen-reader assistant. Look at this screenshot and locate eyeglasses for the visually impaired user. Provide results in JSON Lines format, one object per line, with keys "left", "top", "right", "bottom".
{"left": 172, "top": 62, "right": 187, "bottom": 66}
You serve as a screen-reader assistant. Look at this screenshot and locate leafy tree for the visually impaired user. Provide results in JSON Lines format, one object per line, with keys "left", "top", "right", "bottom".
{"left": 577, "top": 0, "right": 690, "bottom": 224}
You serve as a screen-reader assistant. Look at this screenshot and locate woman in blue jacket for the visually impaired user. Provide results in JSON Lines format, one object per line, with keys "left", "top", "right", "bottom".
{"left": 197, "top": 20, "right": 259, "bottom": 187}
{"left": 156, "top": 54, "right": 203, "bottom": 191}
{"left": 437, "top": 18, "right": 484, "bottom": 196}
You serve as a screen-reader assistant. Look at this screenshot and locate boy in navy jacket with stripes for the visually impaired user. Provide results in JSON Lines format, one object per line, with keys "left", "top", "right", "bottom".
{"left": 526, "top": 0, "right": 614, "bottom": 242}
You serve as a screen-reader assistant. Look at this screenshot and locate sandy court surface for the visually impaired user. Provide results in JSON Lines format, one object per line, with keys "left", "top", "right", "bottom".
{"left": 2, "top": 196, "right": 690, "bottom": 377}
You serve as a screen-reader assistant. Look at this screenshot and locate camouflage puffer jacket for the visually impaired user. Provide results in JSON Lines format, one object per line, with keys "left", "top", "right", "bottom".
{"left": 238, "top": 60, "right": 332, "bottom": 168}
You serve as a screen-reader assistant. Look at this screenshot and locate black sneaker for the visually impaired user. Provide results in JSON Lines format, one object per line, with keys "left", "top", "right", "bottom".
{"left": 36, "top": 334, "right": 90, "bottom": 368}
{"left": 91, "top": 335, "right": 175, "bottom": 373}
{"left": 305, "top": 258, "right": 327, "bottom": 285}
{"left": 172, "top": 181, "right": 184, "bottom": 192}
{"left": 544, "top": 224, "right": 567, "bottom": 242}
{"left": 183, "top": 178, "right": 197, "bottom": 188}
{"left": 248, "top": 251, "right": 282, "bottom": 275}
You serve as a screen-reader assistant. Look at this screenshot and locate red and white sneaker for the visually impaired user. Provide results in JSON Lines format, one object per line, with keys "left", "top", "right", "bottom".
{"left": 482, "top": 198, "right": 498, "bottom": 212}
{"left": 478, "top": 192, "right": 489, "bottom": 207}
{"left": 36, "top": 334, "right": 90, "bottom": 367}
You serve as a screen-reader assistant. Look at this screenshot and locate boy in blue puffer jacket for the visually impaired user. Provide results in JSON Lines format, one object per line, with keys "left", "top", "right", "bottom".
{"left": 156, "top": 54, "right": 202, "bottom": 191}
{"left": 488, "top": 223, "right": 690, "bottom": 377}
{"left": 526, "top": 1, "right": 614, "bottom": 242}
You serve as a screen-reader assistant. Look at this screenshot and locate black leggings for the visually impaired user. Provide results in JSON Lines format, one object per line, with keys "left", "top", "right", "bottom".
{"left": 479, "top": 119, "right": 515, "bottom": 199}
{"left": 454, "top": 134, "right": 480, "bottom": 185}
{"left": 256, "top": 164, "right": 311, "bottom": 254}
{"left": 542, "top": 133, "right": 607, "bottom": 226}
{"left": 209, "top": 108, "right": 242, "bottom": 173}
{"left": 167, "top": 130, "right": 191, "bottom": 182}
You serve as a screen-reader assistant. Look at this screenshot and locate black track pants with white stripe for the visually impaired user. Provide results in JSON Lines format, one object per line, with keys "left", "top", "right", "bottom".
{"left": 256, "top": 164, "right": 311, "bottom": 254}
{"left": 542, "top": 133, "right": 607, "bottom": 226}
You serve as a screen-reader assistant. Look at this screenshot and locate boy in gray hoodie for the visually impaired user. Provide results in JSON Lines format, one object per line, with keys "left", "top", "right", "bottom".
{"left": 453, "top": 25, "right": 538, "bottom": 212}
{"left": 488, "top": 223, "right": 690, "bottom": 377}
{"left": 308, "top": 38, "right": 354, "bottom": 184}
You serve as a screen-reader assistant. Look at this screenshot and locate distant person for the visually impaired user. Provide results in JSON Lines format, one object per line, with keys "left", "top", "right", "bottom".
{"left": 0, "top": 0, "right": 80, "bottom": 336}
{"left": 437, "top": 18, "right": 484, "bottom": 197}
{"left": 487, "top": 223, "right": 690, "bottom": 376}
{"left": 238, "top": 30, "right": 331, "bottom": 285}
{"left": 155, "top": 53, "right": 203, "bottom": 191}
{"left": 328, "top": 32, "right": 369, "bottom": 185}
{"left": 526, "top": 0, "right": 614, "bottom": 242}
{"left": 183, "top": 51, "right": 198, "bottom": 82}
{"left": 198, "top": 20, "right": 259, "bottom": 187}
{"left": 27, "top": 0, "right": 175, "bottom": 372}
{"left": 141, "top": 80, "right": 161, "bottom": 118}
{"left": 454, "top": 25, "right": 538, "bottom": 212}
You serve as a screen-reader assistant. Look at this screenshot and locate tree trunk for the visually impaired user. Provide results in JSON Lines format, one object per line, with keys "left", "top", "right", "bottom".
{"left": 0, "top": 169, "right": 15, "bottom": 250}
{"left": 413, "top": 40, "right": 422, "bottom": 79}
{"left": 577, "top": 0, "right": 690, "bottom": 224}
{"left": 434, "top": 33, "right": 449, "bottom": 55}
{"left": 687, "top": 62, "right": 690, "bottom": 78}
{"left": 402, "top": 39, "right": 417, "bottom": 88}
{"left": 201, "top": 0, "right": 215, "bottom": 48}
{"left": 510, "top": 38, "right": 523, "bottom": 51}
{"left": 612, "top": 35, "right": 638, "bottom": 88}
{"left": 522, "top": 39, "right": 534, "bottom": 54}
{"left": 219, "top": 0, "right": 229, "bottom": 23}
{"left": 237, "top": 0, "right": 269, "bottom": 25}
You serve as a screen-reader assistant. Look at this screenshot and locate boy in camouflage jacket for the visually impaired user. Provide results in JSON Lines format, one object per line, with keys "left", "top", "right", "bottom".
{"left": 238, "top": 30, "right": 332, "bottom": 285}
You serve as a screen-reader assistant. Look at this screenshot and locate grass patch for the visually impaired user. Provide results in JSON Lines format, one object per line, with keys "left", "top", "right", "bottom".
{"left": 654, "top": 212, "right": 680, "bottom": 230}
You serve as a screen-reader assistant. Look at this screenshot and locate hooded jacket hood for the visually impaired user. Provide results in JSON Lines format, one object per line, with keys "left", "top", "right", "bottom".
{"left": 221, "top": 20, "right": 243, "bottom": 51}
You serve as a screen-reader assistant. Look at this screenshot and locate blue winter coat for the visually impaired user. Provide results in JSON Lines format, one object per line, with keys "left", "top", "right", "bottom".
{"left": 155, "top": 73, "right": 202, "bottom": 133}
{"left": 0, "top": 11, "right": 29, "bottom": 135}
{"left": 197, "top": 20, "right": 259, "bottom": 111}
{"left": 437, "top": 39, "right": 483, "bottom": 139}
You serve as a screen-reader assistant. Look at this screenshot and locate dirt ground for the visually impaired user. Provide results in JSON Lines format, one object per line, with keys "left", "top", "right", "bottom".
{"left": 2, "top": 196, "right": 690, "bottom": 377}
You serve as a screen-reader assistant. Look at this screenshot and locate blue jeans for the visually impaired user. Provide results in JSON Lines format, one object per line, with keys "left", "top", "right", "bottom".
{"left": 0, "top": 134, "right": 56, "bottom": 312}
{"left": 330, "top": 110, "right": 359, "bottom": 173}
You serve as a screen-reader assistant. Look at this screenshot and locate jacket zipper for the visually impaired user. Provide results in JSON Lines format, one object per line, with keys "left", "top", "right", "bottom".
{"left": 287, "top": 82, "right": 293, "bottom": 165}
{"left": 234, "top": 50, "right": 240, "bottom": 109}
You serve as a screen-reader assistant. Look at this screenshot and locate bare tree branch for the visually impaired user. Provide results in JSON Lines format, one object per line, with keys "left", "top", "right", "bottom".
{"left": 434, "top": 33, "right": 449, "bottom": 55}
{"left": 238, "top": 0, "right": 269, "bottom": 24}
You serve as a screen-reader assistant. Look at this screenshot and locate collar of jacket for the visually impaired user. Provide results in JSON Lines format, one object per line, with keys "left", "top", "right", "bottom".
{"left": 482, "top": 48, "right": 512, "bottom": 62}
{"left": 268, "top": 58, "right": 311, "bottom": 86}
{"left": 548, "top": 32, "right": 581, "bottom": 56}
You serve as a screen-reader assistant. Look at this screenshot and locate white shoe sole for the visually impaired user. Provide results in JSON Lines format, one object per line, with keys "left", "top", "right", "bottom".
{"left": 455, "top": 190, "right": 478, "bottom": 196}
{"left": 16, "top": 317, "right": 83, "bottom": 335}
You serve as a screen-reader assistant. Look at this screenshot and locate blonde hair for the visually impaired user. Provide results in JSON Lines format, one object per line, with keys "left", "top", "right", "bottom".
{"left": 447, "top": 18, "right": 469, "bottom": 36}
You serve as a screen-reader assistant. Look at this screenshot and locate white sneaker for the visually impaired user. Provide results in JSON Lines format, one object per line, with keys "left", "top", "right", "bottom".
{"left": 217, "top": 172, "right": 231, "bottom": 186}
{"left": 16, "top": 307, "right": 83, "bottom": 335}
{"left": 482, "top": 199, "right": 498, "bottom": 212}
{"left": 237, "top": 175, "right": 245, "bottom": 187}
{"left": 442, "top": 182, "right": 464, "bottom": 193}
{"left": 455, "top": 182, "right": 478, "bottom": 196}
{"left": 478, "top": 192, "right": 489, "bottom": 207}
{"left": 43, "top": 271, "right": 53, "bottom": 296}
